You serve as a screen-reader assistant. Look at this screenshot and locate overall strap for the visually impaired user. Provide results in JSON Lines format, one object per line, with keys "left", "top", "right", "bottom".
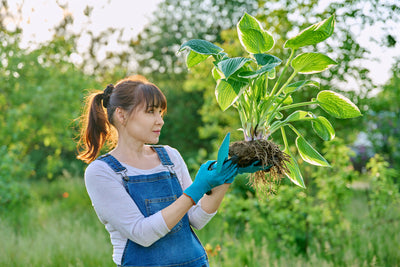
{"left": 152, "top": 146, "right": 176, "bottom": 175}
{"left": 97, "top": 154, "right": 129, "bottom": 181}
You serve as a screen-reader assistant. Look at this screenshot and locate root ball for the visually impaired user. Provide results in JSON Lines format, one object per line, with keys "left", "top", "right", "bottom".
{"left": 229, "top": 139, "right": 290, "bottom": 194}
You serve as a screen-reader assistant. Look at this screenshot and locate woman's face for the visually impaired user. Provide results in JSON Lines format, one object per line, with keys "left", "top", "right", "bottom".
{"left": 121, "top": 103, "right": 164, "bottom": 145}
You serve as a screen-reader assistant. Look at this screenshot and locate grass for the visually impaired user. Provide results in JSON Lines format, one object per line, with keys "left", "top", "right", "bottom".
{"left": 196, "top": 189, "right": 400, "bottom": 267}
{"left": 0, "top": 177, "right": 114, "bottom": 267}
{"left": 1, "top": 177, "right": 399, "bottom": 266}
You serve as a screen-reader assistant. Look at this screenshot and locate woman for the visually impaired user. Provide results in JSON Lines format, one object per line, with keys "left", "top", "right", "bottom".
{"left": 76, "top": 75, "right": 242, "bottom": 266}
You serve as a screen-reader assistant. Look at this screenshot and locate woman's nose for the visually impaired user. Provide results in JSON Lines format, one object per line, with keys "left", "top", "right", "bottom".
{"left": 157, "top": 113, "right": 164, "bottom": 125}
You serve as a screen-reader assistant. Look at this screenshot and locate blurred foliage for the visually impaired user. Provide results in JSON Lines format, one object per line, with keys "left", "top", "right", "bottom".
{"left": 0, "top": 6, "right": 100, "bottom": 214}
{"left": 216, "top": 139, "right": 400, "bottom": 265}
{"left": 0, "top": 27, "right": 99, "bottom": 182}
{"left": 0, "top": 145, "right": 30, "bottom": 212}
{"left": 366, "top": 154, "right": 400, "bottom": 220}
{"left": 132, "top": 0, "right": 259, "bottom": 78}
{"left": 363, "top": 60, "right": 400, "bottom": 169}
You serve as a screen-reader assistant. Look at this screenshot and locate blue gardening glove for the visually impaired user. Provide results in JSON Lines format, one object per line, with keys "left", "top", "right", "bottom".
{"left": 225, "top": 174, "right": 236, "bottom": 184}
{"left": 238, "top": 161, "right": 273, "bottom": 174}
{"left": 184, "top": 160, "right": 238, "bottom": 204}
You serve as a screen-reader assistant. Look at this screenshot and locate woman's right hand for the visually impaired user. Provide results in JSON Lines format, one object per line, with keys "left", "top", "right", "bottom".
{"left": 183, "top": 160, "right": 237, "bottom": 204}
{"left": 238, "top": 161, "right": 273, "bottom": 174}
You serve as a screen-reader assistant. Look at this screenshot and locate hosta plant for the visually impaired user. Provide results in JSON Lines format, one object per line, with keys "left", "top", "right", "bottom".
{"left": 178, "top": 13, "right": 361, "bottom": 191}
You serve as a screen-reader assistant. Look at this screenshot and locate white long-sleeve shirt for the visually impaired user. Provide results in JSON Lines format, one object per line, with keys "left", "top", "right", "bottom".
{"left": 84, "top": 145, "right": 215, "bottom": 265}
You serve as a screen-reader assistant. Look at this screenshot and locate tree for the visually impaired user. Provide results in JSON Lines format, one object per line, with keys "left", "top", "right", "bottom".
{"left": 0, "top": 4, "right": 100, "bottom": 181}
{"left": 363, "top": 59, "right": 400, "bottom": 169}
{"left": 132, "top": 0, "right": 259, "bottom": 78}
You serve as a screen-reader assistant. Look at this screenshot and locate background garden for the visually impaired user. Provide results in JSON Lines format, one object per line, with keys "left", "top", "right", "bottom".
{"left": 1, "top": 0, "right": 399, "bottom": 266}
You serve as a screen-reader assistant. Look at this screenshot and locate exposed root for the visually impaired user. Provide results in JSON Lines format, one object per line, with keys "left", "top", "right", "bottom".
{"left": 229, "top": 139, "right": 290, "bottom": 195}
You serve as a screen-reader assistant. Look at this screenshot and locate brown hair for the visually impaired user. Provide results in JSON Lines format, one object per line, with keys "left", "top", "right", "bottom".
{"left": 76, "top": 75, "right": 167, "bottom": 163}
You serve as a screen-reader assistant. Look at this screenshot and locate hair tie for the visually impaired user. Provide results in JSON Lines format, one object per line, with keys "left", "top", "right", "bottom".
{"left": 102, "top": 84, "right": 114, "bottom": 108}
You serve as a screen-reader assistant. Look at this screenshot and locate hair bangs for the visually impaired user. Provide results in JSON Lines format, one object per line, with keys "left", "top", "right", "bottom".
{"left": 139, "top": 83, "right": 167, "bottom": 113}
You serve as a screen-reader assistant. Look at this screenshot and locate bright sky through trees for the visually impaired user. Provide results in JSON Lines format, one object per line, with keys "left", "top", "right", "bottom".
{"left": 5, "top": 0, "right": 162, "bottom": 43}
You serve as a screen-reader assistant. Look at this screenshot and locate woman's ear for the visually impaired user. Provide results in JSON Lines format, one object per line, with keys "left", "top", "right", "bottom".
{"left": 115, "top": 107, "right": 127, "bottom": 126}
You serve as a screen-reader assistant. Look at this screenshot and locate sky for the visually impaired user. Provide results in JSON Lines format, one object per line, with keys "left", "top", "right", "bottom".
{"left": 5, "top": 0, "right": 162, "bottom": 51}
{"left": 4, "top": 0, "right": 400, "bottom": 87}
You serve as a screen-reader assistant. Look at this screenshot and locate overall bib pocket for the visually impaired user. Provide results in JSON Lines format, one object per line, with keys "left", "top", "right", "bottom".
{"left": 145, "top": 195, "right": 183, "bottom": 234}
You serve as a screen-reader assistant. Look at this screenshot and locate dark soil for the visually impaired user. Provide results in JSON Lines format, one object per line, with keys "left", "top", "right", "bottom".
{"left": 229, "top": 139, "right": 290, "bottom": 193}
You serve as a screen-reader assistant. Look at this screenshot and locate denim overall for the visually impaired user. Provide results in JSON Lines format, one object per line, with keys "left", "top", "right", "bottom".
{"left": 98, "top": 146, "right": 209, "bottom": 267}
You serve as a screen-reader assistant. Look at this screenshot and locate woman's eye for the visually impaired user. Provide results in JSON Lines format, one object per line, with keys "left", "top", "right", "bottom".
{"left": 151, "top": 108, "right": 161, "bottom": 113}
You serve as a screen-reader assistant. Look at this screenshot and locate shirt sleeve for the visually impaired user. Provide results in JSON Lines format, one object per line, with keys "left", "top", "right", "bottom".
{"left": 84, "top": 161, "right": 170, "bottom": 247}
{"left": 166, "top": 146, "right": 216, "bottom": 229}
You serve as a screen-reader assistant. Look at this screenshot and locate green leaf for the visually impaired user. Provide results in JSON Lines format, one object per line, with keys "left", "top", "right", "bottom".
{"left": 216, "top": 52, "right": 230, "bottom": 61}
{"left": 238, "top": 71, "right": 260, "bottom": 79}
{"left": 226, "top": 76, "right": 248, "bottom": 104}
{"left": 253, "top": 54, "right": 282, "bottom": 66}
{"left": 238, "top": 54, "right": 281, "bottom": 79}
{"left": 257, "top": 62, "right": 280, "bottom": 75}
{"left": 284, "top": 80, "right": 319, "bottom": 94}
{"left": 268, "top": 68, "right": 276, "bottom": 79}
{"left": 284, "top": 110, "right": 310, "bottom": 123}
{"left": 237, "top": 13, "right": 274, "bottom": 54}
{"left": 179, "top": 39, "right": 223, "bottom": 55}
{"left": 312, "top": 116, "right": 335, "bottom": 141}
{"left": 269, "top": 111, "right": 309, "bottom": 134}
{"left": 186, "top": 50, "right": 210, "bottom": 68}
{"left": 215, "top": 79, "right": 241, "bottom": 111}
{"left": 296, "top": 136, "right": 330, "bottom": 167}
{"left": 275, "top": 111, "right": 283, "bottom": 120}
{"left": 283, "top": 147, "right": 305, "bottom": 188}
{"left": 283, "top": 95, "right": 293, "bottom": 105}
{"left": 254, "top": 54, "right": 282, "bottom": 73}
{"left": 316, "top": 90, "right": 362, "bottom": 118}
{"left": 254, "top": 74, "right": 267, "bottom": 100}
{"left": 285, "top": 15, "right": 335, "bottom": 49}
{"left": 269, "top": 120, "right": 283, "bottom": 130}
{"left": 291, "top": 53, "right": 337, "bottom": 74}
{"left": 238, "top": 65, "right": 275, "bottom": 79}
{"left": 212, "top": 67, "right": 223, "bottom": 80}
{"left": 217, "top": 57, "right": 252, "bottom": 79}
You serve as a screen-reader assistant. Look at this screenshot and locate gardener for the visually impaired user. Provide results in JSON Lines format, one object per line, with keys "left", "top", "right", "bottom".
{"left": 76, "top": 75, "right": 261, "bottom": 267}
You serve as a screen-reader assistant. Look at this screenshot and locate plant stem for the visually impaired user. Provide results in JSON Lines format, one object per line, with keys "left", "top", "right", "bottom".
{"left": 270, "top": 49, "right": 296, "bottom": 97}
{"left": 275, "top": 71, "right": 298, "bottom": 97}
{"left": 261, "top": 49, "right": 297, "bottom": 126}
{"left": 278, "top": 101, "right": 316, "bottom": 111}
{"left": 237, "top": 96, "right": 248, "bottom": 122}
{"left": 249, "top": 80, "right": 256, "bottom": 125}
{"left": 281, "top": 127, "right": 289, "bottom": 150}
{"left": 269, "top": 117, "right": 313, "bottom": 136}
{"left": 266, "top": 71, "right": 298, "bottom": 125}
{"left": 288, "top": 123, "right": 302, "bottom": 136}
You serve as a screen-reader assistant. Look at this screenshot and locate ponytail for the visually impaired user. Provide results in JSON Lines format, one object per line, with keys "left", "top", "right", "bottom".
{"left": 77, "top": 86, "right": 116, "bottom": 163}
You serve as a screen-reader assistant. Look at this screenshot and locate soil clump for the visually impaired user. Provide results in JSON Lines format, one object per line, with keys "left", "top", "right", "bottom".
{"left": 229, "top": 139, "right": 290, "bottom": 192}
